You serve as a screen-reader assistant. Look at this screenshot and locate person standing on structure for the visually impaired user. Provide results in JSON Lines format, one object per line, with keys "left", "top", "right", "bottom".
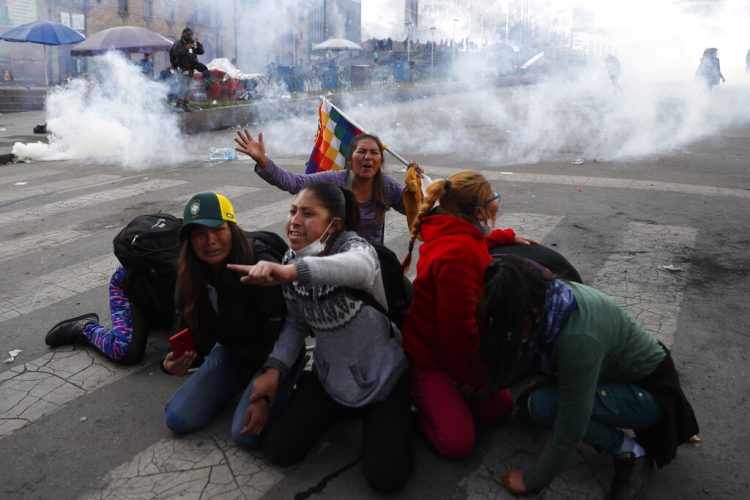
{"left": 170, "top": 28, "right": 208, "bottom": 111}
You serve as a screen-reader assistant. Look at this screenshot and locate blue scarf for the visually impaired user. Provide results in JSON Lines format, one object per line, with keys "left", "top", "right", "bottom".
{"left": 529, "top": 280, "right": 578, "bottom": 375}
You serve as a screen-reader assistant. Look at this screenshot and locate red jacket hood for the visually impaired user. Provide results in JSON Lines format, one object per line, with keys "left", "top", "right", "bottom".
{"left": 420, "top": 214, "right": 484, "bottom": 244}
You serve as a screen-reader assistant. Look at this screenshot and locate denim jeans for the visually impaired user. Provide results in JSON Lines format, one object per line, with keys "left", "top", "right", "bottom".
{"left": 527, "top": 382, "right": 662, "bottom": 453}
{"left": 164, "top": 343, "right": 302, "bottom": 449}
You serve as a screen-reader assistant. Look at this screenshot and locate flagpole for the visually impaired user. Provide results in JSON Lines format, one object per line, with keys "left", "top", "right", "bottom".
{"left": 384, "top": 148, "right": 409, "bottom": 167}
{"left": 323, "top": 96, "right": 410, "bottom": 167}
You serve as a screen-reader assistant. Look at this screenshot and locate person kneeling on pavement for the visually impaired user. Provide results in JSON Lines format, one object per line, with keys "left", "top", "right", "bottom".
{"left": 228, "top": 182, "right": 414, "bottom": 493}
{"left": 479, "top": 255, "right": 699, "bottom": 500}
{"left": 162, "top": 192, "right": 300, "bottom": 449}
{"left": 44, "top": 213, "right": 181, "bottom": 365}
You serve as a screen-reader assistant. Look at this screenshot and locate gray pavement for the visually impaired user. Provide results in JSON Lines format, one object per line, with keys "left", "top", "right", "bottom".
{"left": 0, "top": 109, "right": 47, "bottom": 157}
{"left": 0, "top": 88, "right": 748, "bottom": 499}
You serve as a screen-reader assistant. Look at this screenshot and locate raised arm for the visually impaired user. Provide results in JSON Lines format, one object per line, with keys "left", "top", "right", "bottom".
{"left": 523, "top": 335, "right": 604, "bottom": 491}
{"left": 295, "top": 238, "right": 379, "bottom": 290}
{"left": 235, "top": 129, "right": 347, "bottom": 194}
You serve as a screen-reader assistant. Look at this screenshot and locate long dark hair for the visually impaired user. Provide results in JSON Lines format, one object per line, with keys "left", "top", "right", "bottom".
{"left": 479, "top": 255, "right": 551, "bottom": 386}
{"left": 300, "top": 181, "right": 360, "bottom": 234}
{"left": 345, "top": 133, "right": 388, "bottom": 221}
{"left": 176, "top": 222, "right": 253, "bottom": 339}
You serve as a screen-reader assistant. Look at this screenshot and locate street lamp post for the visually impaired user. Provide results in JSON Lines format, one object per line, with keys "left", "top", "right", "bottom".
{"left": 452, "top": 18, "right": 458, "bottom": 70}
{"left": 430, "top": 26, "right": 436, "bottom": 79}
{"left": 233, "top": 0, "right": 238, "bottom": 64}
{"left": 406, "top": 22, "right": 412, "bottom": 64}
{"left": 505, "top": 1, "right": 510, "bottom": 43}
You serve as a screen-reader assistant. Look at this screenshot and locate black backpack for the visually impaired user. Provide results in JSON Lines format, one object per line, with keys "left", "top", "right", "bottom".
{"left": 348, "top": 243, "right": 412, "bottom": 336}
{"left": 113, "top": 213, "right": 182, "bottom": 276}
{"left": 242, "top": 230, "right": 290, "bottom": 359}
{"left": 244, "top": 230, "right": 289, "bottom": 264}
{"left": 113, "top": 213, "right": 182, "bottom": 329}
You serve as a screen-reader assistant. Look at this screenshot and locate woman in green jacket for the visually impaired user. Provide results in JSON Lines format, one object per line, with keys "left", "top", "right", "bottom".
{"left": 479, "top": 255, "right": 698, "bottom": 500}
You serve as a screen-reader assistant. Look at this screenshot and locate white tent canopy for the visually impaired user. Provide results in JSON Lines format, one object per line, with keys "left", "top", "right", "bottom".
{"left": 206, "top": 58, "right": 265, "bottom": 81}
{"left": 313, "top": 38, "right": 362, "bottom": 51}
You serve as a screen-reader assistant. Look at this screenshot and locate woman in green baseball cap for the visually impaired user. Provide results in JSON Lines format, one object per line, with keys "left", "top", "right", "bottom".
{"left": 163, "top": 192, "right": 299, "bottom": 450}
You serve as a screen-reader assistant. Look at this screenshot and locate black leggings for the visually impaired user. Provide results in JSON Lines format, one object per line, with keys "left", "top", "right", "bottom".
{"left": 263, "top": 371, "right": 414, "bottom": 494}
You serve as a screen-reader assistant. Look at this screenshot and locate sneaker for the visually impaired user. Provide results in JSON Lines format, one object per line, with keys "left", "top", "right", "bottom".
{"left": 610, "top": 452, "right": 653, "bottom": 500}
{"left": 44, "top": 313, "right": 99, "bottom": 347}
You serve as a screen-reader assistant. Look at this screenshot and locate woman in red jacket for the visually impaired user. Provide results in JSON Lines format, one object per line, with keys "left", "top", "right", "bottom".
{"left": 401, "top": 170, "right": 536, "bottom": 458}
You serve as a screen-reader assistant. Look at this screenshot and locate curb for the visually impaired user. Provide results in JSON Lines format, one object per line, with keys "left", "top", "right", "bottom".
{"left": 176, "top": 75, "right": 532, "bottom": 134}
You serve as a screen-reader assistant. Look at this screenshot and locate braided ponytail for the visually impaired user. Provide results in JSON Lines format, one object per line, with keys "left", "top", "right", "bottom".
{"left": 401, "top": 178, "right": 449, "bottom": 272}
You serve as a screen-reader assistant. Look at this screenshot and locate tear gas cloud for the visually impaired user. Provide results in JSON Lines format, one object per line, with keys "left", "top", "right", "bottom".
{"left": 338, "top": 0, "right": 750, "bottom": 166}
{"left": 13, "top": 1, "right": 750, "bottom": 169}
{"left": 13, "top": 52, "right": 184, "bottom": 169}
{"left": 234, "top": 0, "right": 750, "bottom": 167}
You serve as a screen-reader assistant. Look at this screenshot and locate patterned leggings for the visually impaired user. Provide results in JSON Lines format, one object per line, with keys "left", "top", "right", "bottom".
{"left": 82, "top": 266, "right": 148, "bottom": 365}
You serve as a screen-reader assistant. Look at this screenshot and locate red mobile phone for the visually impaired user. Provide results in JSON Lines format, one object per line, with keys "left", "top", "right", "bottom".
{"left": 169, "top": 328, "right": 196, "bottom": 358}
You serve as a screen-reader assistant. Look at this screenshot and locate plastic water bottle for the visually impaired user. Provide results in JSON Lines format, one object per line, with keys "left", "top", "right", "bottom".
{"left": 208, "top": 148, "right": 238, "bottom": 161}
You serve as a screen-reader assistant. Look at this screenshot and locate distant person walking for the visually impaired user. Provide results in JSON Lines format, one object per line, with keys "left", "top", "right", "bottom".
{"left": 136, "top": 52, "right": 154, "bottom": 79}
{"left": 605, "top": 54, "right": 621, "bottom": 93}
{"left": 694, "top": 47, "right": 725, "bottom": 90}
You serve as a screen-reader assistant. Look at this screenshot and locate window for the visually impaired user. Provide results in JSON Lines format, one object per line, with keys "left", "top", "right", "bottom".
{"left": 118, "top": 0, "right": 128, "bottom": 14}
{"left": 144, "top": 0, "right": 153, "bottom": 20}
{"left": 166, "top": 1, "right": 175, "bottom": 23}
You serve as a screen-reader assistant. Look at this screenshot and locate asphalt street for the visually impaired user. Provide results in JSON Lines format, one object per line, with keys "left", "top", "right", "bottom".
{"left": 0, "top": 88, "right": 748, "bottom": 500}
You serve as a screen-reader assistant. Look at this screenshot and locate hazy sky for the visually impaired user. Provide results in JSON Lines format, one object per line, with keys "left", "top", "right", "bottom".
{"left": 361, "top": 0, "right": 404, "bottom": 39}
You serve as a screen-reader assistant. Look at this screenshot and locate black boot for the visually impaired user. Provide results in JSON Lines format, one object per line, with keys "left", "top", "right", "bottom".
{"left": 45, "top": 313, "right": 99, "bottom": 347}
{"left": 610, "top": 452, "right": 653, "bottom": 500}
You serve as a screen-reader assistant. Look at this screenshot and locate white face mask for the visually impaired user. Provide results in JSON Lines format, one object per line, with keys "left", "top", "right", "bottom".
{"left": 293, "top": 219, "right": 337, "bottom": 258}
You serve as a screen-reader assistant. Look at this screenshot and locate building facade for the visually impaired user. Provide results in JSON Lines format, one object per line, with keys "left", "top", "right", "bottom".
{"left": 0, "top": 0, "right": 361, "bottom": 85}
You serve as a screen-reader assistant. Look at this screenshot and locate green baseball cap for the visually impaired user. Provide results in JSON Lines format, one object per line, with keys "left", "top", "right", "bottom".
{"left": 180, "top": 192, "right": 236, "bottom": 239}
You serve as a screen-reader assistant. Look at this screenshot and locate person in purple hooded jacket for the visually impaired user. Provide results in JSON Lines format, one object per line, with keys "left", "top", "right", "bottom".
{"left": 235, "top": 129, "right": 420, "bottom": 244}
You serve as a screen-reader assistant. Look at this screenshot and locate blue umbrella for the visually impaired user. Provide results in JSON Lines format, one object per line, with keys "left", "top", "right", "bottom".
{"left": 0, "top": 19, "right": 85, "bottom": 45}
{"left": 0, "top": 20, "right": 85, "bottom": 84}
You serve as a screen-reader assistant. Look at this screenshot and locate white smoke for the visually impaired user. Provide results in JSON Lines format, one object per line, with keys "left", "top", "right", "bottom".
{"left": 12, "top": 52, "right": 184, "bottom": 169}
{"left": 257, "top": 0, "right": 750, "bottom": 166}
{"left": 14, "top": 2, "right": 750, "bottom": 169}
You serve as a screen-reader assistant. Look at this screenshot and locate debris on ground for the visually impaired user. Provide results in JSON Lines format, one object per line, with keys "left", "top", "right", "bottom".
{"left": 3, "top": 349, "right": 23, "bottom": 363}
{"left": 658, "top": 264, "right": 683, "bottom": 272}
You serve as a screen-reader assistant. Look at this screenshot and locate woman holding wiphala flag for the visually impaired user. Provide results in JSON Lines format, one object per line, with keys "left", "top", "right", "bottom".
{"left": 234, "top": 99, "right": 423, "bottom": 245}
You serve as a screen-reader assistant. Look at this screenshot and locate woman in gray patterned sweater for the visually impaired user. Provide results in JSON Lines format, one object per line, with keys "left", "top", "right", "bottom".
{"left": 228, "top": 181, "right": 413, "bottom": 493}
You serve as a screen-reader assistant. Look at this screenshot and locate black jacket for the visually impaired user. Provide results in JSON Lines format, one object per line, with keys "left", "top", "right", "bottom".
{"left": 634, "top": 347, "right": 700, "bottom": 468}
{"left": 181, "top": 235, "right": 286, "bottom": 371}
{"left": 170, "top": 39, "right": 205, "bottom": 74}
